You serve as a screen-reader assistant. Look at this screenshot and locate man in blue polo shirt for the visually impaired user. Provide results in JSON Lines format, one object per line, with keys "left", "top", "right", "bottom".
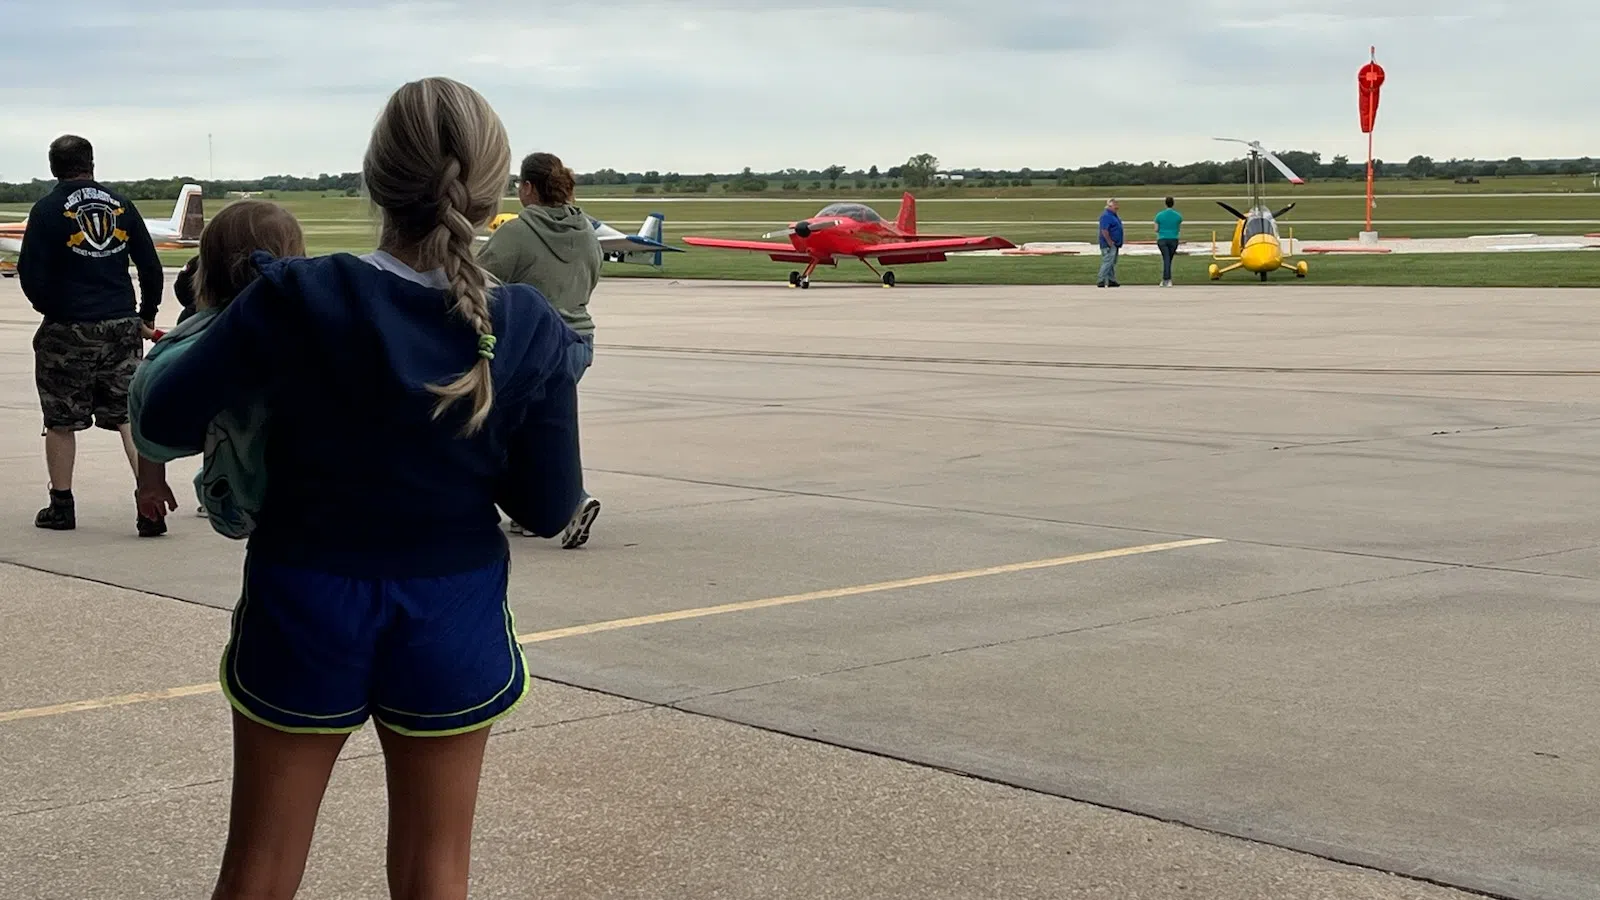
{"left": 1097, "top": 198, "right": 1123, "bottom": 288}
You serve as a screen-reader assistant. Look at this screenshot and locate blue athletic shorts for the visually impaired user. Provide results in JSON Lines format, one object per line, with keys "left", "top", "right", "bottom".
{"left": 220, "top": 556, "right": 528, "bottom": 736}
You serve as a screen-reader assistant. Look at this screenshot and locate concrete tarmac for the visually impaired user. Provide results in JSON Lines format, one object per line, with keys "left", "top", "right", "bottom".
{"left": 3, "top": 272, "right": 1598, "bottom": 899}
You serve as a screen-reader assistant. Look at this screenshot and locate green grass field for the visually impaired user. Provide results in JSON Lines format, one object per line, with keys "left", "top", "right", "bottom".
{"left": 569, "top": 173, "right": 1599, "bottom": 199}
{"left": 4, "top": 177, "right": 1598, "bottom": 286}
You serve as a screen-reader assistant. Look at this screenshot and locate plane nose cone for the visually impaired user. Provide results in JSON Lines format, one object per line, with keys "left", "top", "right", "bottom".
{"left": 794, "top": 221, "right": 812, "bottom": 238}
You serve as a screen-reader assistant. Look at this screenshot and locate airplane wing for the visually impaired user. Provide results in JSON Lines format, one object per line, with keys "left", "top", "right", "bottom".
{"left": 681, "top": 236, "right": 812, "bottom": 263}
{"left": 857, "top": 236, "right": 1016, "bottom": 258}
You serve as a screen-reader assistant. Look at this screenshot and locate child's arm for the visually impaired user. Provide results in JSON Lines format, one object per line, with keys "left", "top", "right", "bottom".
{"left": 495, "top": 373, "right": 582, "bottom": 538}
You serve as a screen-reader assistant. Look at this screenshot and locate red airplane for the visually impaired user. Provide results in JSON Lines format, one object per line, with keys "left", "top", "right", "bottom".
{"left": 681, "top": 192, "right": 1014, "bottom": 288}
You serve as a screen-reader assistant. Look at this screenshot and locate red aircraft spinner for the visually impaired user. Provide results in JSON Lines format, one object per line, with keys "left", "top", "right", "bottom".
{"left": 681, "top": 192, "right": 1014, "bottom": 288}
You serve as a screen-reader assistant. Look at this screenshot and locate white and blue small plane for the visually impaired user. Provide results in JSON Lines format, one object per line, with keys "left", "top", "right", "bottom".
{"left": 481, "top": 210, "right": 683, "bottom": 267}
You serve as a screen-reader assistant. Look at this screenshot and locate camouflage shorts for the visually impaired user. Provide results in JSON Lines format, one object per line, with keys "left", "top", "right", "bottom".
{"left": 34, "top": 317, "right": 144, "bottom": 432}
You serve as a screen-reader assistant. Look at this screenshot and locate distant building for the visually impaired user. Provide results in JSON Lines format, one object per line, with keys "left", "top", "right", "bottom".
{"left": 933, "top": 172, "right": 965, "bottom": 183}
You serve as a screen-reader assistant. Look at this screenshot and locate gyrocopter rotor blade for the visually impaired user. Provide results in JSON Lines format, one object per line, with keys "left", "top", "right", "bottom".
{"left": 1258, "top": 148, "right": 1306, "bottom": 185}
{"left": 1212, "top": 137, "right": 1306, "bottom": 185}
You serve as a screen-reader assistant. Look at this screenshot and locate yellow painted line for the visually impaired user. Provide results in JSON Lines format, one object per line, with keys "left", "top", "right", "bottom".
{"left": 0, "top": 682, "right": 221, "bottom": 724}
{"left": 0, "top": 538, "right": 1221, "bottom": 725}
{"left": 516, "top": 538, "right": 1223, "bottom": 643}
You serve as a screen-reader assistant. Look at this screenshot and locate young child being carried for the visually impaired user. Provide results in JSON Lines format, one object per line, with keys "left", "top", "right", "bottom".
{"left": 130, "top": 200, "right": 305, "bottom": 536}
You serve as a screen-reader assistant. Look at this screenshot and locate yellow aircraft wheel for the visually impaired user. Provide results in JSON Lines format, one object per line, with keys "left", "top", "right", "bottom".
{"left": 1295, "top": 261, "right": 1308, "bottom": 278}
{"left": 1207, "top": 264, "right": 1220, "bottom": 280}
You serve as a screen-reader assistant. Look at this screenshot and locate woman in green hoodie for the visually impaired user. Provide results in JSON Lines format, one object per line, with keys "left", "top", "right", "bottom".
{"left": 478, "top": 151, "right": 604, "bottom": 548}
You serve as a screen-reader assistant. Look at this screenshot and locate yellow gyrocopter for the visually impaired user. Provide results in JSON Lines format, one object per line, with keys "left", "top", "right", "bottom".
{"left": 1208, "top": 137, "right": 1309, "bottom": 282}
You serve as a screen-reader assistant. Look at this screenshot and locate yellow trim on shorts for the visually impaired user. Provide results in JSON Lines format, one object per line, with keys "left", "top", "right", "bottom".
{"left": 373, "top": 593, "right": 523, "bottom": 722}
{"left": 372, "top": 600, "right": 529, "bottom": 737}
{"left": 224, "top": 557, "right": 368, "bottom": 726}
{"left": 373, "top": 662, "right": 529, "bottom": 739}
{"left": 217, "top": 654, "right": 367, "bottom": 736}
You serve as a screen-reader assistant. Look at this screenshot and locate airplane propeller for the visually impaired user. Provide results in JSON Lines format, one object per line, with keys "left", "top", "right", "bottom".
{"left": 763, "top": 218, "right": 844, "bottom": 239}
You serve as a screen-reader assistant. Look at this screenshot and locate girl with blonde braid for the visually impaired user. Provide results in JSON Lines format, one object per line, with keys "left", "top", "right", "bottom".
{"left": 136, "top": 77, "right": 583, "bottom": 899}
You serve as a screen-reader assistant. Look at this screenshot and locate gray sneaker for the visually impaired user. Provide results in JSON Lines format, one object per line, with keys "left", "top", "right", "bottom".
{"left": 560, "top": 497, "right": 601, "bottom": 549}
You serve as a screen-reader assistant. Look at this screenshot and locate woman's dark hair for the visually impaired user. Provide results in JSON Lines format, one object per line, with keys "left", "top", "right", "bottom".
{"left": 49, "top": 135, "right": 94, "bottom": 180}
{"left": 1164, "top": 196, "right": 1175, "bottom": 208}
{"left": 519, "top": 152, "right": 576, "bottom": 206}
{"left": 194, "top": 200, "right": 306, "bottom": 310}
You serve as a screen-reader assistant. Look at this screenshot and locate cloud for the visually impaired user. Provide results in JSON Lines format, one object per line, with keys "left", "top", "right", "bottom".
{"left": 0, "top": 0, "right": 1595, "bottom": 180}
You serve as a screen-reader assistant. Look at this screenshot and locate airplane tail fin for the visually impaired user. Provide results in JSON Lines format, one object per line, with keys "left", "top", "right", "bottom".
{"left": 638, "top": 212, "right": 665, "bottom": 243}
{"left": 895, "top": 192, "right": 916, "bottom": 235}
{"left": 171, "top": 184, "right": 205, "bottom": 241}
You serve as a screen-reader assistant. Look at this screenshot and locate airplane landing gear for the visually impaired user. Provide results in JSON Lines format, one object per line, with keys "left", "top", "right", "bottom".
{"left": 861, "top": 258, "right": 895, "bottom": 287}
{"left": 1259, "top": 270, "right": 1269, "bottom": 282}
{"left": 788, "top": 270, "right": 801, "bottom": 288}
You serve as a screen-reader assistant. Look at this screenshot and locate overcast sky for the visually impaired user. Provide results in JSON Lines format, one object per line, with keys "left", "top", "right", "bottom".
{"left": 0, "top": 0, "right": 1594, "bottom": 181}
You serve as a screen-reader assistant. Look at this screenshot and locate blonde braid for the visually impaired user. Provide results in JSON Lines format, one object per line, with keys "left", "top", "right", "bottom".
{"left": 363, "top": 77, "right": 511, "bottom": 437}
{"left": 421, "top": 157, "right": 497, "bottom": 433}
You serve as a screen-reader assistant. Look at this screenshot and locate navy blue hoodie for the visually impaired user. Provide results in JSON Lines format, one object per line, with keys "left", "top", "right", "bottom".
{"left": 138, "top": 251, "right": 583, "bottom": 579}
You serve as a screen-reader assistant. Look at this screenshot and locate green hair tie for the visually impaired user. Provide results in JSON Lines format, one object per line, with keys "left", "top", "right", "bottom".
{"left": 477, "top": 334, "right": 497, "bottom": 360}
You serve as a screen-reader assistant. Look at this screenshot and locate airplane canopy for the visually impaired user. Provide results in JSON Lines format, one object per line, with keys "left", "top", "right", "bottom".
{"left": 815, "top": 202, "right": 883, "bottom": 223}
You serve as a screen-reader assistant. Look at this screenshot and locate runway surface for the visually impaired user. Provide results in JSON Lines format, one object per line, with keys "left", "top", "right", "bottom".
{"left": 2, "top": 275, "right": 1597, "bottom": 899}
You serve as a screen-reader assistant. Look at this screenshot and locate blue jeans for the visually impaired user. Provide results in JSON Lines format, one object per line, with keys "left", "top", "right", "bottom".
{"left": 569, "top": 335, "right": 594, "bottom": 508}
{"left": 567, "top": 333, "right": 594, "bottom": 382}
{"left": 1157, "top": 238, "right": 1179, "bottom": 281}
{"left": 1097, "top": 245, "right": 1120, "bottom": 284}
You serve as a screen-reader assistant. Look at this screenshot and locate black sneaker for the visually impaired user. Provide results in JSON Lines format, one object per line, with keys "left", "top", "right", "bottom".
{"left": 137, "top": 514, "right": 167, "bottom": 537}
{"left": 35, "top": 489, "right": 75, "bottom": 531}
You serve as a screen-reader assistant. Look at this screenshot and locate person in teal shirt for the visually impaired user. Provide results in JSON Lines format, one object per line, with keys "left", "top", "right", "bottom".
{"left": 1153, "top": 197, "right": 1183, "bottom": 287}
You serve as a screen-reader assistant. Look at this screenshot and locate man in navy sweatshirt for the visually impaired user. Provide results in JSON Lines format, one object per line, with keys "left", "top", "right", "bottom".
{"left": 18, "top": 134, "right": 166, "bottom": 535}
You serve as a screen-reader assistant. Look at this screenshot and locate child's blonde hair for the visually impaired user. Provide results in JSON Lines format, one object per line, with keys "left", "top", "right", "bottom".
{"left": 362, "top": 77, "right": 510, "bottom": 436}
{"left": 193, "top": 200, "right": 305, "bottom": 310}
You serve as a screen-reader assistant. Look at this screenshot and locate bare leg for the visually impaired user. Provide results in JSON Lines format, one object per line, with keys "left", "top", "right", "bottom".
{"left": 44, "top": 428, "right": 75, "bottom": 491}
{"left": 376, "top": 722, "right": 492, "bottom": 900}
{"left": 117, "top": 424, "right": 140, "bottom": 478}
{"left": 211, "top": 712, "right": 350, "bottom": 900}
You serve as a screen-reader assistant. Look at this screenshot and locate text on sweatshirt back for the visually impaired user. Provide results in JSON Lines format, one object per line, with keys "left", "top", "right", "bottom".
{"left": 17, "top": 179, "right": 164, "bottom": 323}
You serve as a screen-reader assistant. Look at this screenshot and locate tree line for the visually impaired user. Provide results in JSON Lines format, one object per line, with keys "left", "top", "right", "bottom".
{"left": 1, "top": 151, "right": 1593, "bottom": 204}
